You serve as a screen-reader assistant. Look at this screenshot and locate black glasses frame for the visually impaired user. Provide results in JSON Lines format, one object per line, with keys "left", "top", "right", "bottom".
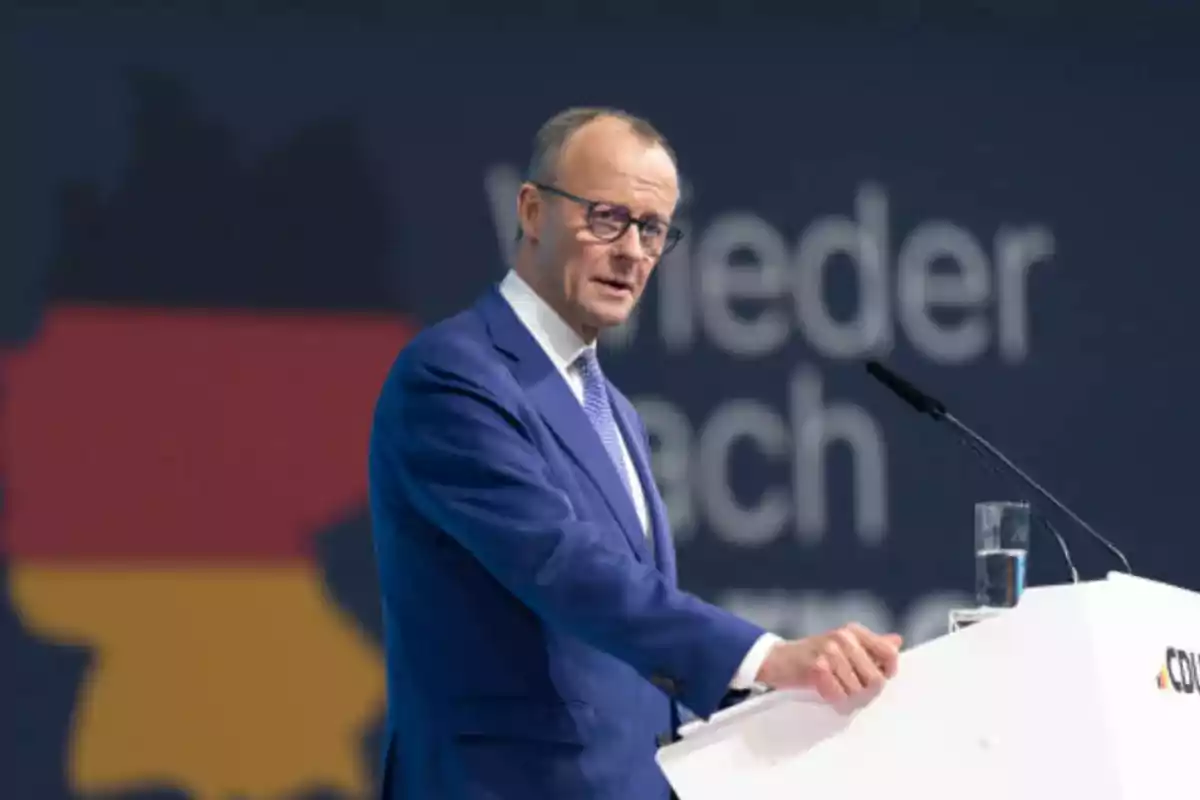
{"left": 532, "top": 182, "right": 684, "bottom": 257}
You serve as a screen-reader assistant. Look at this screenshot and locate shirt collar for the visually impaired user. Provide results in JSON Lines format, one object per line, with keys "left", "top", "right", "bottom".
{"left": 497, "top": 270, "right": 594, "bottom": 377}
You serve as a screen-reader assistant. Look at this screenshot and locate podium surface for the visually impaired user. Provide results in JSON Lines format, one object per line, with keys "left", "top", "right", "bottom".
{"left": 657, "top": 573, "right": 1200, "bottom": 799}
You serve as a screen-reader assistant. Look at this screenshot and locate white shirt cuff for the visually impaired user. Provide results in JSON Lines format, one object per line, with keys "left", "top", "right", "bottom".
{"left": 730, "top": 632, "right": 784, "bottom": 690}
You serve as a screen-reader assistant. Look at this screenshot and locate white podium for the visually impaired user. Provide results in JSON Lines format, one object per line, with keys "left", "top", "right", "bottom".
{"left": 658, "top": 573, "right": 1200, "bottom": 799}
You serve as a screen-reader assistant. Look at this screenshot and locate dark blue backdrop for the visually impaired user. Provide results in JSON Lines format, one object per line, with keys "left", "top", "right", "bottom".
{"left": 3, "top": 19, "right": 1198, "bottom": 799}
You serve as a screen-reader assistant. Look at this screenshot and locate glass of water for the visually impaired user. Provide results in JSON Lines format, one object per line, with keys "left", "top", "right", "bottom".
{"left": 974, "top": 501, "right": 1030, "bottom": 608}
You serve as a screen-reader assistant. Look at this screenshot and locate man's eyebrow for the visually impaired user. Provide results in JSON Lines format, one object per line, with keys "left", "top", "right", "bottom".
{"left": 593, "top": 198, "right": 670, "bottom": 224}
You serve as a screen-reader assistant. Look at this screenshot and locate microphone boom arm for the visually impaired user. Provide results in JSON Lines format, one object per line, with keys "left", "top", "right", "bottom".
{"left": 864, "top": 360, "right": 1132, "bottom": 578}
{"left": 940, "top": 410, "right": 1130, "bottom": 575}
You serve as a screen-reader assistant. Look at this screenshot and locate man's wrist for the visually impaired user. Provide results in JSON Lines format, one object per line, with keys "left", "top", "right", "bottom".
{"left": 730, "top": 632, "right": 784, "bottom": 690}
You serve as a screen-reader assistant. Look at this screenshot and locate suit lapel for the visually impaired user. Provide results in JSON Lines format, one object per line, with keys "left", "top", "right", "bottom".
{"left": 611, "top": 393, "right": 677, "bottom": 585}
{"left": 478, "top": 288, "right": 653, "bottom": 566}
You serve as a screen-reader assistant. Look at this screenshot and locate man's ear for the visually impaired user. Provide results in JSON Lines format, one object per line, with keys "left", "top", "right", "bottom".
{"left": 516, "top": 182, "right": 542, "bottom": 243}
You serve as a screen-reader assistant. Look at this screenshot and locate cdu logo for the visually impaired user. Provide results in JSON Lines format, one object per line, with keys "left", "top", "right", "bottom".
{"left": 1159, "top": 648, "right": 1200, "bottom": 694}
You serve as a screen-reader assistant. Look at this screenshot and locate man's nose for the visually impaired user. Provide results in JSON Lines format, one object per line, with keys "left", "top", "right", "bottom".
{"left": 611, "top": 223, "right": 647, "bottom": 259}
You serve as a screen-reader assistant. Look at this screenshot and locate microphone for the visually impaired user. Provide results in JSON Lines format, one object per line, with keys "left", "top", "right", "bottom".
{"left": 865, "top": 360, "right": 1131, "bottom": 578}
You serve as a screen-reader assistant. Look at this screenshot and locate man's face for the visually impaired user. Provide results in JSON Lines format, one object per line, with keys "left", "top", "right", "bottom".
{"left": 519, "top": 117, "right": 680, "bottom": 340}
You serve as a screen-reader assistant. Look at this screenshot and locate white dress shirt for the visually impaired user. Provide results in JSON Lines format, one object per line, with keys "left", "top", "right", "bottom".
{"left": 498, "top": 270, "right": 780, "bottom": 691}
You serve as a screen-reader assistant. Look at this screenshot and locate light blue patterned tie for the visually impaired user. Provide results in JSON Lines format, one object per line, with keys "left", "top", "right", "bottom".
{"left": 574, "top": 348, "right": 633, "bottom": 500}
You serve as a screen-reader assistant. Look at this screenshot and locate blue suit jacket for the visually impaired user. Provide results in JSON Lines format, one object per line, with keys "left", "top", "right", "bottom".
{"left": 368, "top": 285, "right": 765, "bottom": 799}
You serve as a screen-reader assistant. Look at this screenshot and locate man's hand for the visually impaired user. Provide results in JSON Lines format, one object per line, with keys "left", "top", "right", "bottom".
{"left": 754, "top": 623, "right": 903, "bottom": 703}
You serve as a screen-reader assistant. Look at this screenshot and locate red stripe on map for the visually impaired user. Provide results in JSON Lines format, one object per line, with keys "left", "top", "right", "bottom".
{"left": 2, "top": 305, "right": 413, "bottom": 561}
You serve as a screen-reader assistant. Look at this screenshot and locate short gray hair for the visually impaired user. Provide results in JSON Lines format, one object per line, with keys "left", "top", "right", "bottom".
{"left": 525, "top": 106, "right": 678, "bottom": 183}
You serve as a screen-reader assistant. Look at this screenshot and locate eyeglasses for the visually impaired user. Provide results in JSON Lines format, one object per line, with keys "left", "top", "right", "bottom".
{"left": 532, "top": 182, "right": 684, "bottom": 257}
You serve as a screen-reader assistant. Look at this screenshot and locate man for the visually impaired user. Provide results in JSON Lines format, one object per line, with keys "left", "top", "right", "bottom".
{"left": 368, "top": 107, "right": 903, "bottom": 799}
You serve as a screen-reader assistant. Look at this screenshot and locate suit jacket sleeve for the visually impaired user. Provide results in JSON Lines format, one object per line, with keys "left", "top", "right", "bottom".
{"left": 373, "top": 342, "right": 766, "bottom": 719}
